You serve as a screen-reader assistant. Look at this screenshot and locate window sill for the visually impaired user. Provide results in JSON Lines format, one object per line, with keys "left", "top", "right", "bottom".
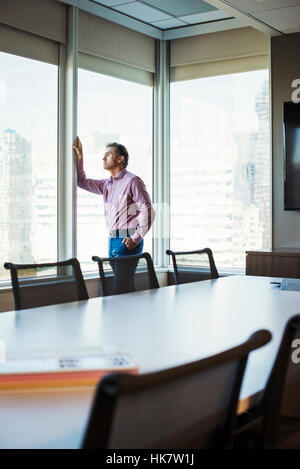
{"left": 0, "top": 266, "right": 244, "bottom": 294}
{"left": 167, "top": 265, "right": 245, "bottom": 277}
{"left": 0, "top": 266, "right": 170, "bottom": 293}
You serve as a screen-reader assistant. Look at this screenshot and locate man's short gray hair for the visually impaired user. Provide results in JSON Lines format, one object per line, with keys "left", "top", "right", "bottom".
{"left": 107, "top": 142, "right": 129, "bottom": 168}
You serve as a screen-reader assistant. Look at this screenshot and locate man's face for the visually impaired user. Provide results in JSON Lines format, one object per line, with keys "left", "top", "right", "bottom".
{"left": 103, "top": 147, "right": 123, "bottom": 170}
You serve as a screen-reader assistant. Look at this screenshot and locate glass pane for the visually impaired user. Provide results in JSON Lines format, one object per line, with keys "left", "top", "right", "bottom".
{"left": 77, "top": 69, "right": 153, "bottom": 272}
{"left": 0, "top": 52, "right": 58, "bottom": 280}
{"left": 170, "top": 70, "right": 270, "bottom": 269}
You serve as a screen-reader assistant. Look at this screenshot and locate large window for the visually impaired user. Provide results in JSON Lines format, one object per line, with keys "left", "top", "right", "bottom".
{"left": 0, "top": 51, "right": 58, "bottom": 280}
{"left": 77, "top": 69, "right": 153, "bottom": 271}
{"left": 170, "top": 70, "right": 270, "bottom": 269}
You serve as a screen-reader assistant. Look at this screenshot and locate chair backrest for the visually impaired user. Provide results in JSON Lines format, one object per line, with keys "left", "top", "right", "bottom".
{"left": 92, "top": 252, "right": 159, "bottom": 296}
{"left": 166, "top": 248, "right": 219, "bottom": 285}
{"left": 4, "top": 258, "right": 88, "bottom": 310}
{"left": 82, "top": 329, "right": 271, "bottom": 449}
{"left": 258, "top": 315, "right": 300, "bottom": 447}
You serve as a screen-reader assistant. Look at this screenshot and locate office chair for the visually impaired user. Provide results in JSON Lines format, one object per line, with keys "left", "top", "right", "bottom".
{"left": 92, "top": 252, "right": 159, "bottom": 296}
{"left": 235, "top": 315, "right": 300, "bottom": 449}
{"left": 166, "top": 248, "right": 219, "bottom": 285}
{"left": 82, "top": 329, "right": 271, "bottom": 449}
{"left": 4, "top": 258, "right": 88, "bottom": 310}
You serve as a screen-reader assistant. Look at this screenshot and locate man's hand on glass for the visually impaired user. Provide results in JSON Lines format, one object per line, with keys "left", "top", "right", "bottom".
{"left": 122, "top": 237, "right": 137, "bottom": 251}
{"left": 72, "top": 136, "right": 83, "bottom": 160}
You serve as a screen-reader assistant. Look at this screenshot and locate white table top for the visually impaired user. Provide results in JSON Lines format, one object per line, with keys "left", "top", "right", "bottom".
{"left": 0, "top": 275, "right": 299, "bottom": 449}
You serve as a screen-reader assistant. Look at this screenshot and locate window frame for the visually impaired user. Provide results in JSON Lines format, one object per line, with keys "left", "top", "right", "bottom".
{"left": 169, "top": 68, "right": 272, "bottom": 271}
{"left": 0, "top": 46, "right": 60, "bottom": 282}
{"left": 76, "top": 59, "right": 154, "bottom": 272}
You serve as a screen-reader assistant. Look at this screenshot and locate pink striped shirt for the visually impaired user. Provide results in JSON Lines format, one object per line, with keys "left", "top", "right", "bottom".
{"left": 77, "top": 160, "right": 155, "bottom": 245}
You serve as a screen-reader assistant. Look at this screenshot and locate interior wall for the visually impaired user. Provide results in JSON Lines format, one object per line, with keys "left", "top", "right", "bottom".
{"left": 271, "top": 33, "right": 300, "bottom": 248}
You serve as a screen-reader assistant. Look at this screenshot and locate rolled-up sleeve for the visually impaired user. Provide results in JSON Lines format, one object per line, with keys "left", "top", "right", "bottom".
{"left": 130, "top": 177, "right": 155, "bottom": 245}
{"left": 77, "top": 159, "right": 105, "bottom": 195}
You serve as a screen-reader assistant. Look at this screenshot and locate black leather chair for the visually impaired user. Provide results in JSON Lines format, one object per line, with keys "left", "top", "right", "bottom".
{"left": 4, "top": 258, "right": 88, "bottom": 310}
{"left": 82, "top": 329, "right": 271, "bottom": 449}
{"left": 92, "top": 252, "right": 159, "bottom": 296}
{"left": 166, "top": 248, "right": 219, "bottom": 285}
{"left": 235, "top": 315, "right": 300, "bottom": 448}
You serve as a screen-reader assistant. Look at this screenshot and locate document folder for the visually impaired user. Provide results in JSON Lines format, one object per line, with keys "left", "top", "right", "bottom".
{"left": 0, "top": 347, "right": 138, "bottom": 390}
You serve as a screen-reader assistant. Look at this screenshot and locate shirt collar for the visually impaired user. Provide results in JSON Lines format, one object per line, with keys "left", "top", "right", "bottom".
{"left": 110, "top": 168, "right": 127, "bottom": 181}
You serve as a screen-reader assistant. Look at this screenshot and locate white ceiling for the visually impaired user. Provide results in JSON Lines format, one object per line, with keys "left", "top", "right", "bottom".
{"left": 73, "top": 0, "right": 300, "bottom": 37}
{"left": 219, "top": 0, "right": 300, "bottom": 14}
{"left": 205, "top": 0, "right": 300, "bottom": 34}
{"left": 92, "top": 0, "right": 232, "bottom": 30}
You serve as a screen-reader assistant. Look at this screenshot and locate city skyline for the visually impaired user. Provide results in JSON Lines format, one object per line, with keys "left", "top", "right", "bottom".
{"left": 170, "top": 69, "right": 270, "bottom": 268}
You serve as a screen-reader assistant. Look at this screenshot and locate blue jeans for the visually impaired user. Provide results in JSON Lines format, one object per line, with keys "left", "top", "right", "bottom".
{"left": 108, "top": 237, "right": 144, "bottom": 258}
{"left": 108, "top": 238, "right": 144, "bottom": 294}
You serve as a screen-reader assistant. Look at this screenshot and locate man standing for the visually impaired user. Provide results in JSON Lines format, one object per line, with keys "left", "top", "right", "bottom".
{"left": 73, "top": 136, "right": 155, "bottom": 293}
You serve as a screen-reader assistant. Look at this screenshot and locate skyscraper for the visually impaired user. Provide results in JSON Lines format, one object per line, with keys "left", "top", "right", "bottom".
{"left": 0, "top": 129, "right": 34, "bottom": 278}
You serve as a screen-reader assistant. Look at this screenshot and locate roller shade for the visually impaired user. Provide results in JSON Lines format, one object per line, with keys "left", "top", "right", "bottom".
{"left": 79, "top": 53, "right": 153, "bottom": 87}
{"left": 78, "top": 10, "right": 155, "bottom": 73}
{"left": 171, "top": 54, "right": 269, "bottom": 82}
{"left": 171, "top": 27, "right": 269, "bottom": 82}
{"left": 0, "top": 23, "right": 59, "bottom": 65}
{"left": 0, "top": 0, "right": 67, "bottom": 44}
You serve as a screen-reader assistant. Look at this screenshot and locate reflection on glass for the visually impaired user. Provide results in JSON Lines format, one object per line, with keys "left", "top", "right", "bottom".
{"left": 170, "top": 70, "right": 270, "bottom": 269}
{"left": 78, "top": 69, "right": 153, "bottom": 272}
{"left": 0, "top": 52, "right": 58, "bottom": 280}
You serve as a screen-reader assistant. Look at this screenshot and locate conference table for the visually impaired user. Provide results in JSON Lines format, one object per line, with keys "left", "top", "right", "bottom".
{"left": 0, "top": 275, "right": 299, "bottom": 449}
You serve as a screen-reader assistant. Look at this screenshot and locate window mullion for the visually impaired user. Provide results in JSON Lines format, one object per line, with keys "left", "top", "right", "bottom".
{"left": 153, "top": 39, "right": 170, "bottom": 269}
{"left": 58, "top": 6, "right": 78, "bottom": 262}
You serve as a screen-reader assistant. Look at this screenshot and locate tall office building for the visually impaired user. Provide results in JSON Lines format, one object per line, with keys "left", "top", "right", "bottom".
{"left": 0, "top": 129, "right": 34, "bottom": 278}
{"left": 230, "top": 79, "right": 270, "bottom": 267}
{"left": 253, "top": 80, "right": 271, "bottom": 248}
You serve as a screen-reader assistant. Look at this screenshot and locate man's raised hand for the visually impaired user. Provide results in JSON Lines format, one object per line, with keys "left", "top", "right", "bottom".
{"left": 72, "top": 136, "right": 83, "bottom": 160}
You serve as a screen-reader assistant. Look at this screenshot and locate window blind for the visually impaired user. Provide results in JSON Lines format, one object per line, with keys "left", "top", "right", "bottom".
{"left": 170, "top": 27, "right": 269, "bottom": 82}
{"left": 78, "top": 10, "right": 155, "bottom": 74}
{"left": 78, "top": 52, "right": 153, "bottom": 87}
{"left": 0, "top": 0, "right": 67, "bottom": 44}
{"left": 0, "top": 23, "right": 58, "bottom": 65}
